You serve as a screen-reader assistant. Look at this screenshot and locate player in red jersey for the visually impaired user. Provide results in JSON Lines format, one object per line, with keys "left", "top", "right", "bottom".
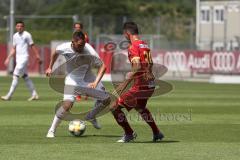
{"left": 73, "top": 22, "right": 90, "bottom": 43}
{"left": 111, "top": 22, "right": 164, "bottom": 143}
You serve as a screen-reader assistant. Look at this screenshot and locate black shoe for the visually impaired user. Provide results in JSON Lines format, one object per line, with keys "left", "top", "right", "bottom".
{"left": 153, "top": 132, "right": 164, "bottom": 142}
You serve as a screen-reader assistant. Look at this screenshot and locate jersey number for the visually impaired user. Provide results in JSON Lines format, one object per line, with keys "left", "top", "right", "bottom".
{"left": 143, "top": 51, "right": 153, "bottom": 63}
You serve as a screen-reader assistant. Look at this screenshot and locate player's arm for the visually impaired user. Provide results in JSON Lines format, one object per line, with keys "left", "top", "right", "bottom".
{"left": 30, "top": 44, "right": 42, "bottom": 64}
{"left": 85, "top": 43, "right": 106, "bottom": 88}
{"left": 115, "top": 58, "right": 141, "bottom": 94}
{"left": 88, "top": 62, "right": 106, "bottom": 89}
{"left": 4, "top": 46, "right": 16, "bottom": 66}
{"left": 46, "top": 49, "right": 59, "bottom": 77}
{"left": 127, "top": 57, "right": 141, "bottom": 80}
{"left": 27, "top": 33, "right": 42, "bottom": 64}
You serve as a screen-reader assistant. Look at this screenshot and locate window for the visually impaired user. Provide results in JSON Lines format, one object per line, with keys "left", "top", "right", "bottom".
{"left": 214, "top": 6, "right": 224, "bottom": 23}
{"left": 228, "top": 4, "right": 240, "bottom": 13}
{"left": 227, "top": 41, "right": 240, "bottom": 51}
{"left": 200, "top": 6, "right": 210, "bottom": 23}
{"left": 213, "top": 42, "right": 224, "bottom": 51}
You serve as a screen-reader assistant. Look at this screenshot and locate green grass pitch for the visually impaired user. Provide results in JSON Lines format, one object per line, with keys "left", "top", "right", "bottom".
{"left": 0, "top": 77, "right": 240, "bottom": 160}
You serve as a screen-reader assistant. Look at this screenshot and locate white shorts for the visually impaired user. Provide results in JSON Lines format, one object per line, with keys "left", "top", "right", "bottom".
{"left": 13, "top": 60, "right": 28, "bottom": 77}
{"left": 63, "top": 76, "right": 108, "bottom": 102}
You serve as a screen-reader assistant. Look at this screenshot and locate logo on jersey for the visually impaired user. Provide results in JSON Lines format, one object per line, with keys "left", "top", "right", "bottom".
{"left": 139, "top": 44, "right": 149, "bottom": 49}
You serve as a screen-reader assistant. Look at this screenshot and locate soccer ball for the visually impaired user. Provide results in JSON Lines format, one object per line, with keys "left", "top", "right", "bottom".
{"left": 68, "top": 120, "right": 86, "bottom": 137}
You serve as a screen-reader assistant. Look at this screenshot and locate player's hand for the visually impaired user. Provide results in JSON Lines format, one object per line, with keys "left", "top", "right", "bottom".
{"left": 125, "top": 72, "right": 134, "bottom": 80}
{"left": 87, "top": 82, "right": 97, "bottom": 89}
{"left": 45, "top": 68, "right": 52, "bottom": 77}
{"left": 4, "top": 58, "right": 9, "bottom": 66}
{"left": 113, "top": 79, "right": 131, "bottom": 96}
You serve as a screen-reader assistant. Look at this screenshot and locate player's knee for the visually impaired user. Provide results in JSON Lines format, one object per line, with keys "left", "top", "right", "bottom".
{"left": 111, "top": 105, "right": 123, "bottom": 114}
{"left": 56, "top": 106, "right": 67, "bottom": 119}
{"left": 22, "top": 74, "right": 28, "bottom": 79}
{"left": 63, "top": 101, "right": 73, "bottom": 111}
{"left": 111, "top": 106, "right": 120, "bottom": 115}
{"left": 55, "top": 101, "right": 73, "bottom": 119}
{"left": 13, "top": 75, "right": 19, "bottom": 79}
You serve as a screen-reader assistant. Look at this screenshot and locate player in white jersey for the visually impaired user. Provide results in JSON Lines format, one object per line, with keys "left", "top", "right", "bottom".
{"left": 1, "top": 21, "right": 41, "bottom": 101}
{"left": 46, "top": 31, "right": 110, "bottom": 138}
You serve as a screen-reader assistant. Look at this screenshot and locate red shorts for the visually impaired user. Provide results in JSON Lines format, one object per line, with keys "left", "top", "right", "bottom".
{"left": 117, "top": 85, "right": 155, "bottom": 111}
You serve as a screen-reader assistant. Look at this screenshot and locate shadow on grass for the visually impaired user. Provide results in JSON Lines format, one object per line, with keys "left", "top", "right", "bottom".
{"left": 61, "top": 135, "right": 180, "bottom": 144}
{"left": 61, "top": 134, "right": 121, "bottom": 138}
{"left": 84, "top": 134, "right": 121, "bottom": 138}
{"left": 134, "top": 140, "right": 180, "bottom": 143}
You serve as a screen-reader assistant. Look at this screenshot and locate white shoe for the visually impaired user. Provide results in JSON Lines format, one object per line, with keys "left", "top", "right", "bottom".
{"left": 46, "top": 130, "right": 55, "bottom": 138}
{"left": 1, "top": 95, "right": 11, "bottom": 101}
{"left": 117, "top": 132, "right": 137, "bottom": 143}
{"left": 90, "top": 119, "right": 101, "bottom": 129}
{"left": 28, "top": 94, "right": 39, "bottom": 101}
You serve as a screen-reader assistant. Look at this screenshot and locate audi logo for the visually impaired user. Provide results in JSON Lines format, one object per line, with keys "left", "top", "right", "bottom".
{"left": 211, "top": 52, "right": 235, "bottom": 71}
{"left": 164, "top": 52, "right": 187, "bottom": 70}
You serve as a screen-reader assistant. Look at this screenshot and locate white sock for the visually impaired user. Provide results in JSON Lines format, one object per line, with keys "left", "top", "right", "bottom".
{"left": 24, "top": 76, "right": 37, "bottom": 96}
{"left": 7, "top": 76, "right": 19, "bottom": 98}
{"left": 49, "top": 115, "right": 62, "bottom": 133}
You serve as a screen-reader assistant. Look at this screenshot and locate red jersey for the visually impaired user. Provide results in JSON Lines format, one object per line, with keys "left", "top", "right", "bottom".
{"left": 128, "top": 39, "right": 154, "bottom": 86}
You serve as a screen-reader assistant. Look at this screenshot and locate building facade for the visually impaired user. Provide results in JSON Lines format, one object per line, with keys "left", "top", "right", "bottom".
{"left": 196, "top": 0, "right": 240, "bottom": 51}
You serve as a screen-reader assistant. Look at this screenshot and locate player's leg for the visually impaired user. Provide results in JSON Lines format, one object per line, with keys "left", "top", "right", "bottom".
{"left": 1, "top": 75, "right": 19, "bottom": 100}
{"left": 47, "top": 81, "right": 76, "bottom": 138}
{"left": 80, "top": 83, "right": 110, "bottom": 119}
{"left": 83, "top": 83, "right": 111, "bottom": 128}
{"left": 111, "top": 90, "right": 137, "bottom": 142}
{"left": 1, "top": 62, "right": 25, "bottom": 100}
{"left": 47, "top": 100, "right": 74, "bottom": 138}
{"left": 86, "top": 100, "right": 103, "bottom": 129}
{"left": 64, "top": 80, "right": 103, "bottom": 124}
{"left": 135, "top": 99, "right": 164, "bottom": 141}
{"left": 22, "top": 74, "right": 39, "bottom": 101}
{"left": 111, "top": 105, "right": 136, "bottom": 142}
{"left": 86, "top": 98, "right": 111, "bottom": 129}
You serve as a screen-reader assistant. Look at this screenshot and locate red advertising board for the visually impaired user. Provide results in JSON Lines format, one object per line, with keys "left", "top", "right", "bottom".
{"left": 1, "top": 43, "right": 240, "bottom": 75}
{"left": 152, "top": 51, "right": 240, "bottom": 74}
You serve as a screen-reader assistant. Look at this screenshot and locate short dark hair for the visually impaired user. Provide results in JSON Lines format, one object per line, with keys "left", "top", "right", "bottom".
{"left": 74, "top": 22, "right": 83, "bottom": 29}
{"left": 123, "top": 21, "right": 139, "bottom": 34}
{"left": 72, "top": 31, "right": 85, "bottom": 40}
{"left": 16, "top": 20, "right": 24, "bottom": 26}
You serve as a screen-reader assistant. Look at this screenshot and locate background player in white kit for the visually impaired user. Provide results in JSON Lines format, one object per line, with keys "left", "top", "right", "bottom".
{"left": 46, "top": 31, "right": 110, "bottom": 138}
{"left": 1, "top": 21, "right": 41, "bottom": 101}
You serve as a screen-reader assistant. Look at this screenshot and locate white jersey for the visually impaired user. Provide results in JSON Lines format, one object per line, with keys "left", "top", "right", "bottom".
{"left": 13, "top": 31, "right": 34, "bottom": 62}
{"left": 55, "top": 42, "right": 102, "bottom": 84}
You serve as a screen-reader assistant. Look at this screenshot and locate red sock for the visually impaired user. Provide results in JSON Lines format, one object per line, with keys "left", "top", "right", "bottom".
{"left": 112, "top": 107, "right": 133, "bottom": 135}
{"left": 76, "top": 95, "right": 81, "bottom": 101}
{"left": 137, "top": 108, "right": 160, "bottom": 134}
